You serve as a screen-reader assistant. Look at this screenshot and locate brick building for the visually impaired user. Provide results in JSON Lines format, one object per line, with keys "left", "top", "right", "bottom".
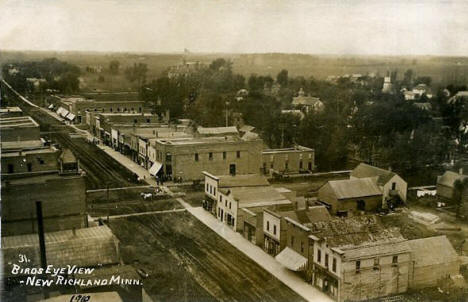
{"left": 153, "top": 134, "right": 264, "bottom": 181}
{"left": 262, "top": 145, "right": 315, "bottom": 175}
{"left": 1, "top": 115, "right": 87, "bottom": 236}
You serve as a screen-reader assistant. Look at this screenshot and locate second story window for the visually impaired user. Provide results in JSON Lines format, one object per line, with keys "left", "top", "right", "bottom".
{"left": 195, "top": 153, "right": 199, "bottom": 161}
{"left": 209, "top": 152, "right": 213, "bottom": 160}
{"left": 325, "top": 254, "right": 329, "bottom": 268}
{"left": 219, "top": 195, "right": 222, "bottom": 203}
{"left": 317, "top": 249, "right": 321, "bottom": 263}
{"left": 332, "top": 258, "right": 337, "bottom": 272}
{"left": 291, "top": 236, "right": 295, "bottom": 246}
{"left": 356, "top": 260, "right": 361, "bottom": 273}
{"left": 266, "top": 221, "right": 270, "bottom": 231}
{"left": 236, "top": 151, "right": 240, "bottom": 158}
{"left": 273, "top": 225, "right": 277, "bottom": 235}
{"left": 300, "top": 241, "right": 304, "bottom": 253}
{"left": 392, "top": 255, "right": 398, "bottom": 265}
{"left": 223, "top": 152, "right": 226, "bottom": 159}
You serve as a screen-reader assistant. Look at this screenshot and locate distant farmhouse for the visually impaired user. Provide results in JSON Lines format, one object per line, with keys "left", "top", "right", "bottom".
{"left": 291, "top": 88, "right": 324, "bottom": 114}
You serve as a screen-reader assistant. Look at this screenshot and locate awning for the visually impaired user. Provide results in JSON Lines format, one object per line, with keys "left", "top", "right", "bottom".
{"left": 275, "top": 247, "right": 308, "bottom": 271}
{"left": 65, "top": 113, "right": 76, "bottom": 121}
{"left": 149, "top": 161, "right": 163, "bottom": 176}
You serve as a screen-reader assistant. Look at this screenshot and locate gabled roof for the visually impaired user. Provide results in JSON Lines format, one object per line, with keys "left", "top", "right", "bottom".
{"left": 292, "top": 96, "right": 323, "bottom": 107}
{"left": 407, "top": 235, "right": 458, "bottom": 267}
{"left": 283, "top": 206, "right": 331, "bottom": 228}
{"left": 328, "top": 177, "right": 382, "bottom": 199}
{"left": 351, "top": 163, "right": 397, "bottom": 185}
{"left": 437, "top": 171, "right": 468, "bottom": 188}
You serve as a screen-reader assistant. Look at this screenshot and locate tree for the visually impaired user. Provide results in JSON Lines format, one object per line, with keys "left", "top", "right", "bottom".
{"left": 125, "top": 63, "right": 148, "bottom": 89}
{"left": 453, "top": 177, "right": 468, "bottom": 218}
{"left": 277, "top": 69, "right": 289, "bottom": 87}
{"left": 109, "top": 60, "right": 120, "bottom": 74}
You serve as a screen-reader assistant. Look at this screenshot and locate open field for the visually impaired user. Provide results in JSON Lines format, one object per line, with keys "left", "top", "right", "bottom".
{"left": 109, "top": 212, "right": 307, "bottom": 302}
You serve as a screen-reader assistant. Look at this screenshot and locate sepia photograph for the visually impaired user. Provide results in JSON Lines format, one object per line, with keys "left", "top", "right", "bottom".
{"left": 0, "top": 0, "right": 467, "bottom": 301}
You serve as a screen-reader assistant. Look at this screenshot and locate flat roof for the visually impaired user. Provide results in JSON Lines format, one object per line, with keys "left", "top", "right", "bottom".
{"left": 0, "top": 116, "right": 39, "bottom": 129}
{"left": 0, "top": 140, "right": 46, "bottom": 151}
{"left": 0, "top": 106, "right": 22, "bottom": 113}
{"left": 263, "top": 145, "right": 314, "bottom": 154}
{"left": 156, "top": 135, "right": 247, "bottom": 145}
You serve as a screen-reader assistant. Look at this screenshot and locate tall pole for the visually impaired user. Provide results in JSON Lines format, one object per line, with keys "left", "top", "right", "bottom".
{"left": 225, "top": 101, "right": 229, "bottom": 127}
{"left": 36, "top": 201, "right": 49, "bottom": 299}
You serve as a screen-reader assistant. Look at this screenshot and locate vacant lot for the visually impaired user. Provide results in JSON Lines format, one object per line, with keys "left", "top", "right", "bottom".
{"left": 110, "top": 212, "right": 306, "bottom": 302}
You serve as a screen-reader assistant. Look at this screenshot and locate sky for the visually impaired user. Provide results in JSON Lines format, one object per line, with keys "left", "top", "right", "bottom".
{"left": 1, "top": 0, "right": 467, "bottom": 56}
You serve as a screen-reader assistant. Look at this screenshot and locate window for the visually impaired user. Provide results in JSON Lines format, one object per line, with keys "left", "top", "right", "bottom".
{"left": 27, "top": 163, "right": 32, "bottom": 172}
{"left": 317, "top": 249, "right": 321, "bottom": 262}
{"left": 325, "top": 254, "right": 329, "bottom": 268}
{"left": 223, "top": 152, "right": 226, "bottom": 159}
{"left": 356, "top": 260, "right": 361, "bottom": 273}
{"left": 195, "top": 153, "right": 199, "bottom": 161}
{"left": 219, "top": 195, "right": 222, "bottom": 203}
{"left": 209, "top": 152, "right": 213, "bottom": 160}
{"left": 134, "top": 119, "right": 137, "bottom": 124}
{"left": 299, "top": 160, "right": 303, "bottom": 169}
{"left": 285, "top": 161, "right": 288, "bottom": 170}
{"left": 391, "top": 182, "right": 396, "bottom": 190}
{"left": 229, "top": 202, "right": 231, "bottom": 209}
{"left": 267, "top": 221, "right": 270, "bottom": 231}
{"left": 308, "top": 162, "right": 312, "bottom": 170}
{"left": 291, "top": 236, "right": 295, "bottom": 246}
{"left": 300, "top": 241, "right": 304, "bottom": 253}
{"left": 146, "top": 119, "right": 150, "bottom": 123}
{"left": 392, "top": 255, "right": 398, "bottom": 265}
{"left": 213, "top": 188, "right": 216, "bottom": 195}
{"left": 7, "top": 164, "right": 14, "bottom": 173}
{"left": 374, "top": 258, "right": 380, "bottom": 270}
{"left": 236, "top": 151, "right": 240, "bottom": 158}
{"left": 332, "top": 258, "right": 337, "bottom": 272}
{"left": 273, "top": 225, "right": 277, "bottom": 235}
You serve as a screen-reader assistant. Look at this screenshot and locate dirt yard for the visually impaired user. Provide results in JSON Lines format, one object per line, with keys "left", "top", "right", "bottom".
{"left": 109, "top": 212, "right": 306, "bottom": 302}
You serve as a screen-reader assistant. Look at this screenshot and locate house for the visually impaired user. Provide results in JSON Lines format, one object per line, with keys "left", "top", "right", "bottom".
{"left": 203, "top": 172, "right": 293, "bottom": 233}
{"left": 308, "top": 216, "right": 411, "bottom": 302}
{"left": 413, "top": 102, "right": 432, "bottom": 111}
{"left": 262, "top": 145, "right": 315, "bottom": 175}
{"left": 382, "top": 76, "right": 393, "bottom": 93}
{"left": 436, "top": 170, "right": 468, "bottom": 200}
{"left": 407, "top": 235, "right": 460, "bottom": 289}
{"left": 291, "top": 88, "right": 324, "bottom": 114}
{"left": 351, "top": 163, "right": 407, "bottom": 204}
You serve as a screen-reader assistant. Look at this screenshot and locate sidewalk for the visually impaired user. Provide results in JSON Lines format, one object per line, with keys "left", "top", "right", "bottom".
{"left": 176, "top": 198, "right": 332, "bottom": 302}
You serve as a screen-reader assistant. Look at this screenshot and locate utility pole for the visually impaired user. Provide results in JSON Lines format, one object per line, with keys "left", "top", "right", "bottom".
{"left": 36, "top": 201, "right": 49, "bottom": 299}
{"left": 225, "top": 101, "right": 229, "bottom": 127}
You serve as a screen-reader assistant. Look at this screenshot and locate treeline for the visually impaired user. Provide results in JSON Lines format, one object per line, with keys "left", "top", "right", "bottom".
{"left": 1, "top": 58, "right": 81, "bottom": 94}
{"left": 140, "top": 58, "right": 465, "bottom": 173}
